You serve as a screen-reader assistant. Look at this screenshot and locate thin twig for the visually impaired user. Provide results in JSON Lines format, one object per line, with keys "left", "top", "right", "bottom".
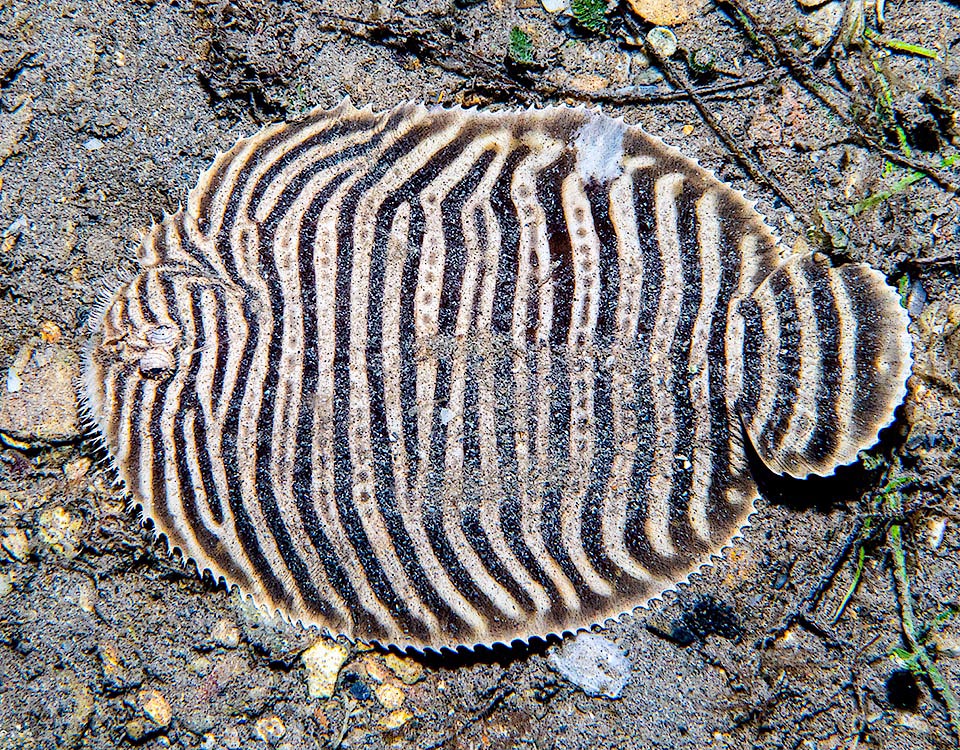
{"left": 644, "top": 43, "right": 805, "bottom": 218}
{"left": 758, "top": 519, "right": 866, "bottom": 649}
{"left": 718, "top": 0, "right": 959, "bottom": 194}
{"left": 312, "top": 9, "right": 780, "bottom": 108}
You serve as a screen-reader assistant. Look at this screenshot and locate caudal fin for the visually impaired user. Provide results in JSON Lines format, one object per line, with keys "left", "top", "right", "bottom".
{"left": 735, "top": 253, "right": 912, "bottom": 479}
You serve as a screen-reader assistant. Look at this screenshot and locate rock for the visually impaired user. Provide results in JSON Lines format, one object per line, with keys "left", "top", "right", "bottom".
{"left": 63, "top": 456, "right": 92, "bottom": 483}
{"left": 211, "top": 619, "right": 241, "bottom": 649}
{"left": 361, "top": 655, "right": 391, "bottom": 684}
{"left": 0, "top": 96, "right": 33, "bottom": 168}
{"left": 379, "top": 708, "right": 414, "bottom": 730}
{"left": 374, "top": 681, "right": 405, "bottom": 710}
{"left": 547, "top": 633, "right": 631, "bottom": 699}
{"left": 0, "top": 527, "right": 29, "bottom": 562}
{"left": 37, "top": 506, "right": 82, "bottom": 558}
{"left": 646, "top": 27, "right": 679, "bottom": 59}
{"left": 138, "top": 689, "right": 172, "bottom": 729}
{"left": 253, "top": 715, "right": 286, "bottom": 744}
{"left": 0, "top": 340, "right": 81, "bottom": 446}
{"left": 232, "top": 593, "right": 312, "bottom": 665}
{"left": 797, "top": 1, "right": 844, "bottom": 47}
{"left": 0, "top": 571, "right": 12, "bottom": 596}
{"left": 301, "top": 639, "right": 349, "bottom": 699}
{"left": 222, "top": 726, "right": 242, "bottom": 750}
{"left": 383, "top": 653, "right": 425, "bottom": 685}
{"left": 125, "top": 719, "right": 149, "bottom": 742}
{"left": 38, "top": 321, "right": 61, "bottom": 343}
{"left": 540, "top": 0, "right": 569, "bottom": 11}
{"left": 627, "top": 0, "right": 710, "bottom": 25}
{"left": 98, "top": 642, "right": 143, "bottom": 694}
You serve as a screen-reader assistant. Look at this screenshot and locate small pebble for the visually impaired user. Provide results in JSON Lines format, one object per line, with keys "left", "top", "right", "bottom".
{"left": 629, "top": 0, "right": 708, "bottom": 25}
{"left": 38, "top": 321, "right": 61, "bottom": 343}
{"left": 540, "top": 0, "right": 569, "bottom": 11}
{"left": 138, "top": 688, "right": 172, "bottom": 728}
{"left": 927, "top": 517, "right": 947, "bottom": 550}
{"left": 383, "top": 652, "right": 425, "bottom": 685}
{"left": 63, "top": 456, "right": 92, "bottom": 483}
{"left": 301, "top": 639, "right": 349, "bottom": 699}
{"left": 1, "top": 527, "right": 29, "bottom": 562}
{"left": 379, "top": 708, "right": 414, "bottom": 730}
{"left": 253, "top": 715, "right": 286, "bottom": 744}
{"left": 374, "top": 681, "right": 405, "bottom": 710}
{"left": 212, "top": 618, "right": 241, "bottom": 649}
{"left": 0, "top": 571, "right": 12, "bottom": 596}
{"left": 645, "top": 27, "right": 679, "bottom": 59}
{"left": 0, "top": 340, "right": 81, "bottom": 444}
{"left": 362, "top": 655, "right": 391, "bottom": 684}
{"left": 37, "top": 506, "right": 82, "bottom": 558}
{"left": 83, "top": 137, "right": 104, "bottom": 151}
{"left": 222, "top": 726, "right": 242, "bottom": 750}
{"left": 548, "top": 633, "right": 631, "bottom": 699}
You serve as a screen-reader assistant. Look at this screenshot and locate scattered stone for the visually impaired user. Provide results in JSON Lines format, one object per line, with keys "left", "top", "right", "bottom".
{"left": 125, "top": 719, "right": 149, "bottom": 742}
{"left": 645, "top": 27, "right": 679, "bottom": 59}
{"left": 253, "top": 715, "right": 286, "bottom": 744}
{"left": 301, "top": 639, "right": 349, "bottom": 699}
{"left": 374, "top": 681, "right": 405, "bottom": 710}
{"left": 627, "top": 0, "right": 709, "bottom": 25}
{"left": 383, "top": 652, "right": 425, "bottom": 685}
{"left": 233, "top": 593, "right": 313, "bottom": 665}
{"left": 0, "top": 571, "right": 12, "bottom": 596}
{"left": 77, "top": 580, "right": 97, "bottom": 613}
{"left": 540, "top": 0, "right": 569, "bottom": 11}
{"left": 0, "top": 527, "right": 29, "bottom": 562}
{"left": 931, "top": 631, "right": 960, "bottom": 658}
{"left": 647, "top": 26, "right": 680, "bottom": 60}
{"left": 38, "top": 321, "right": 62, "bottom": 343}
{"left": 0, "top": 340, "right": 81, "bottom": 445}
{"left": 362, "top": 655, "right": 391, "bottom": 684}
{"left": 98, "top": 642, "right": 143, "bottom": 694}
{"left": 181, "top": 711, "right": 215, "bottom": 735}
{"left": 211, "top": 619, "right": 241, "bottom": 649}
{"left": 379, "top": 708, "right": 414, "bottom": 731}
{"left": 63, "top": 456, "right": 92, "bottom": 483}
{"left": 37, "top": 506, "right": 82, "bottom": 558}
{"left": 138, "top": 689, "right": 172, "bottom": 729}
{"left": 548, "top": 633, "right": 631, "bottom": 699}
{"left": 186, "top": 655, "right": 213, "bottom": 676}
{"left": 222, "top": 726, "right": 242, "bottom": 750}
{"left": 83, "top": 137, "right": 104, "bottom": 151}
{"left": 927, "top": 517, "right": 947, "bottom": 550}
{"left": 797, "top": 1, "right": 844, "bottom": 47}
{"left": 0, "top": 96, "right": 33, "bottom": 168}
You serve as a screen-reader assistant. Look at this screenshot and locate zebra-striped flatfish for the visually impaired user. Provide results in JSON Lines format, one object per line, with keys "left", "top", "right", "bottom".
{"left": 83, "top": 101, "right": 912, "bottom": 651}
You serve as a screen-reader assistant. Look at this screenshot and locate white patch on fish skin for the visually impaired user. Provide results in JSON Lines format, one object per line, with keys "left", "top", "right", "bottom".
{"left": 574, "top": 116, "right": 626, "bottom": 186}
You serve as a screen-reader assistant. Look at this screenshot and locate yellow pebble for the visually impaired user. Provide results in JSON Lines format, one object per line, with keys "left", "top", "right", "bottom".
{"left": 383, "top": 652, "right": 425, "bottom": 684}
{"left": 39, "top": 321, "right": 62, "bottom": 343}
{"left": 379, "top": 708, "right": 414, "bottom": 730}
{"left": 374, "top": 681, "right": 405, "bottom": 710}
{"left": 682, "top": 124, "right": 695, "bottom": 136}
{"left": 138, "top": 689, "right": 172, "bottom": 728}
